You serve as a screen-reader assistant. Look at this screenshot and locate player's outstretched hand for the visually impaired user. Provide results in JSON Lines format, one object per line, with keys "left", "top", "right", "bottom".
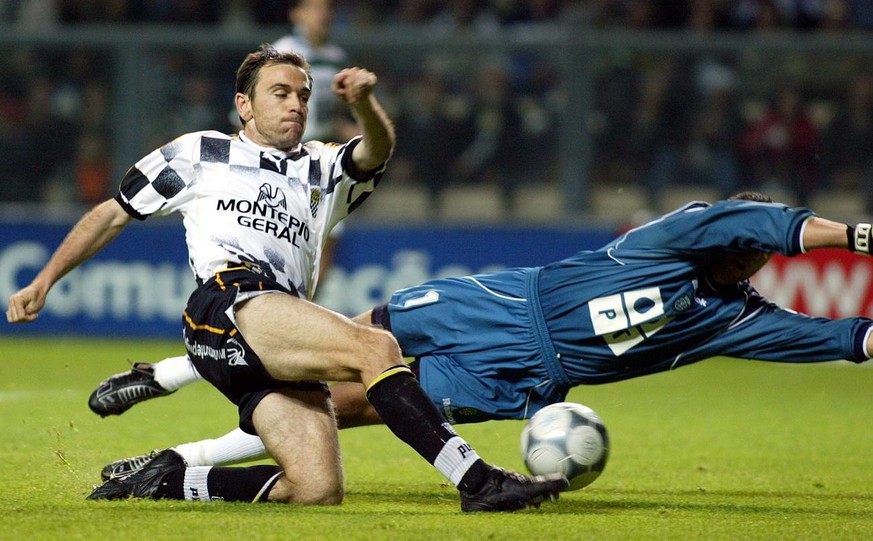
{"left": 332, "top": 67, "right": 377, "bottom": 105}
{"left": 850, "top": 223, "right": 871, "bottom": 255}
{"left": 6, "top": 283, "right": 48, "bottom": 323}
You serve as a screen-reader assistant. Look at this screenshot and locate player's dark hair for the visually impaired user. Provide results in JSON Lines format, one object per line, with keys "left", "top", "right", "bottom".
{"left": 235, "top": 43, "right": 312, "bottom": 100}
{"left": 727, "top": 191, "right": 773, "bottom": 203}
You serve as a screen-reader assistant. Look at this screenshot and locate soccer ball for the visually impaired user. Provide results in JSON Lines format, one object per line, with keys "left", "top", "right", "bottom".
{"left": 520, "top": 402, "right": 610, "bottom": 491}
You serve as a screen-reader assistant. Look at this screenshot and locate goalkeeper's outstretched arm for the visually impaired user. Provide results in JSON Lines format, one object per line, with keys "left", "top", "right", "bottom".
{"left": 801, "top": 216, "right": 869, "bottom": 253}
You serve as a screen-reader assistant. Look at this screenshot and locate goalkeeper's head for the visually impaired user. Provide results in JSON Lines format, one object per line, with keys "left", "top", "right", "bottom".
{"left": 727, "top": 191, "right": 773, "bottom": 204}
{"left": 707, "top": 191, "right": 775, "bottom": 285}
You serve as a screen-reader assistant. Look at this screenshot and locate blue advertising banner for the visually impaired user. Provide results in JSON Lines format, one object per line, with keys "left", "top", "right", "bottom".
{"left": 1, "top": 220, "right": 195, "bottom": 337}
{"left": 0, "top": 220, "right": 615, "bottom": 338}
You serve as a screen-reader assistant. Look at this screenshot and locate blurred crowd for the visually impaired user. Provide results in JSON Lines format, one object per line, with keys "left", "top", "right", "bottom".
{"left": 2, "top": 0, "right": 873, "bottom": 216}
{"left": 2, "top": 1, "right": 872, "bottom": 30}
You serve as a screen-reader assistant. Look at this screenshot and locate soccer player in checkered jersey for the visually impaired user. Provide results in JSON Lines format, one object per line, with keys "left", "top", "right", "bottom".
{"left": 92, "top": 192, "right": 873, "bottom": 479}
{"left": 6, "top": 45, "right": 567, "bottom": 511}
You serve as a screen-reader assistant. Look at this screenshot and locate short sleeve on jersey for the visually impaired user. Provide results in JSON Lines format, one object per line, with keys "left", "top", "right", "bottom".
{"left": 116, "top": 161, "right": 185, "bottom": 220}
{"left": 115, "top": 132, "right": 206, "bottom": 220}
{"left": 339, "top": 138, "right": 370, "bottom": 181}
{"left": 114, "top": 168, "right": 149, "bottom": 220}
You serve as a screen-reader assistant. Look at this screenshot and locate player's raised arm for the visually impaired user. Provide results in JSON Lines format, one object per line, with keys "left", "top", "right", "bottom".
{"left": 6, "top": 198, "right": 132, "bottom": 323}
{"left": 800, "top": 216, "right": 871, "bottom": 253}
{"left": 332, "top": 67, "right": 395, "bottom": 171}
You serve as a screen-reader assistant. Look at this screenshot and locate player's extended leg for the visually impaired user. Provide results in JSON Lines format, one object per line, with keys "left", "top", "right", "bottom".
{"left": 233, "top": 293, "right": 567, "bottom": 511}
{"left": 90, "top": 293, "right": 566, "bottom": 510}
{"left": 101, "top": 427, "right": 269, "bottom": 481}
{"left": 90, "top": 309, "right": 376, "bottom": 418}
{"left": 88, "top": 355, "right": 203, "bottom": 416}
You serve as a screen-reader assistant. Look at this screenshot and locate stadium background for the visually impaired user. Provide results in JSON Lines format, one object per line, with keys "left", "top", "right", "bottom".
{"left": 3, "top": 0, "right": 873, "bottom": 336}
{"left": 2, "top": 5, "right": 873, "bottom": 539}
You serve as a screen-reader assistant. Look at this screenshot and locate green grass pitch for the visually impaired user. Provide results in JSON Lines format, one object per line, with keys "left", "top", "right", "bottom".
{"left": 1, "top": 336, "right": 872, "bottom": 540}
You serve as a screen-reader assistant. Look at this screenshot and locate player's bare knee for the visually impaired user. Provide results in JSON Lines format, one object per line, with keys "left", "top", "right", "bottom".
{"left": 291, "top": 485, "right": 343, "bottom": 506}
{"left": 269, "top": 477, "right": 343, "bottom": 505}
{"left": 357, "top": 329, "right": 403, "bottom": 377}
{"left": 312, "top": 484, "right": 344, "bottom": 506}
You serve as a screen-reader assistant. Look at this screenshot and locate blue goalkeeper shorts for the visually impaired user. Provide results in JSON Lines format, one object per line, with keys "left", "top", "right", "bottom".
{"left": 382, "top": 270, "right": 568, "bottom": 424}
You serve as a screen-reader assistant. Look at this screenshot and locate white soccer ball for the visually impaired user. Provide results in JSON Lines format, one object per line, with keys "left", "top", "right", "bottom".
{"left": 520, "top": 402, "right": 610, "bottom": 491}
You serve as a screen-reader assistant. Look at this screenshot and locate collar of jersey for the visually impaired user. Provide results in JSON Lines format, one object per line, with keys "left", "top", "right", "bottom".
{"left": 238, "top": 131, "right": 303, "bottom": 159}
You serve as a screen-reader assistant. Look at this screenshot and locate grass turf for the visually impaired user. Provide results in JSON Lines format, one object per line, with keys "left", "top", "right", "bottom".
{"left": 1, "top": 336, "right": 872, "bottom": 540}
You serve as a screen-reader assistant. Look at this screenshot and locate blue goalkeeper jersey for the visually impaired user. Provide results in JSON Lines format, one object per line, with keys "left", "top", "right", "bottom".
{"left": 388, "top": 199, "right": 872, "bottom": 422}
{"left": 535, "top": 199, "right": 872, "bottom": 387}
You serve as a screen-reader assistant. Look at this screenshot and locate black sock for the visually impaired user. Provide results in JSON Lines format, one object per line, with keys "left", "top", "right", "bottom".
{"left": 152, "top": 467, "right": 184, "bottom": 500}
{"left": 178, "top": 465, "right": 282, "bottom": 502}
{"left": 457, "top": 460, "right": 492, "bottom": 493}
{"left": 365, "top": 366, "right": 490, "bottom": 492}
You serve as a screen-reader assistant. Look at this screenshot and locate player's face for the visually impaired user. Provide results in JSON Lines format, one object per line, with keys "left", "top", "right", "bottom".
{"left": 237, "top": 63, "right": 310, "bottom": 151}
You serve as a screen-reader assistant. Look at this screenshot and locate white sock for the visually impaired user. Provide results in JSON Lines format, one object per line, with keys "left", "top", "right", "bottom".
{"left": 153, "top": 355, "right": 203, "bottom": 391}
{"left": 434, "top": 436, "right": 482, "bottom": 487}
{"left": 183, "top": 466, "right": 212, "bottom": 501}
{"left": 173, "top": 428, "right": 268, "bottom": 467}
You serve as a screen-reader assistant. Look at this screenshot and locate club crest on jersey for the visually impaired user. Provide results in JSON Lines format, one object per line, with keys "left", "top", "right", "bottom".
{"left": 257, "top": 183, "right": 287, "bottom": 210}
{"left": 309, "top": 188, "right": 322, "bottom": 218}
{"left": 673, "top": 295, "right": 692, "bottom": 312}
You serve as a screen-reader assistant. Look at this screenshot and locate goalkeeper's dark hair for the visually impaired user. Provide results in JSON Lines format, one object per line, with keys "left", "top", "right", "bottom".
{"left": 727, "top": 191, "right": 773, "bottom": 203}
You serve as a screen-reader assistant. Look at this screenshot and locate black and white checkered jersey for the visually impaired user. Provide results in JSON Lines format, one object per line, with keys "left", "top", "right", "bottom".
{"left": 114, "top": 130, "right": 383, "bottom": 298}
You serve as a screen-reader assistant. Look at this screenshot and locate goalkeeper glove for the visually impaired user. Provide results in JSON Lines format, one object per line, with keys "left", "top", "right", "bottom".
{"left": 849, "top": 223, "right": 871, "bottom": 254}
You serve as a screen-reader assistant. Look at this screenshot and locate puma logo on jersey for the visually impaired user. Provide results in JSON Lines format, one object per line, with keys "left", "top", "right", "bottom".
{"left": 260, "top": 152, "right": 288, "bottom": 175}
{"left": 258, "top": 183, "right": 287, "bottom": 210}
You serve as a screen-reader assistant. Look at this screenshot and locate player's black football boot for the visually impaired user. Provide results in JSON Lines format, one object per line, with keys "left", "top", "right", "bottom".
{"left": 101, "top": 450, "right": 161, "bottom": 482}
{"left": 460, "top": 467, "right": 569, "bottom": 512}
{"left": 88, "top": 362, "right": 174, "bottom": 417}
{"left": 88, "top": 450, "right": 185, "bottom": 500}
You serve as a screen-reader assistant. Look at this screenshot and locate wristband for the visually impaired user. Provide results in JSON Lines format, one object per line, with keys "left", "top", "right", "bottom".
{"left": 849, "top": 223, "right": 871, "bottom": 254}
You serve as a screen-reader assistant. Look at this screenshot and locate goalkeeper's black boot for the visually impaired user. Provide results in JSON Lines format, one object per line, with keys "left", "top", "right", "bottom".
{"left": 101, "top": 450, "right": 162, "bottom": 482}
{"left": 88, "top": 450, "right": 185, "bottom": 500}
{"left": 88, "top": 362, "right": 174, "bottom": 417}
{"left": 460, "top": 467, "right": 569, "bottom": 512}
